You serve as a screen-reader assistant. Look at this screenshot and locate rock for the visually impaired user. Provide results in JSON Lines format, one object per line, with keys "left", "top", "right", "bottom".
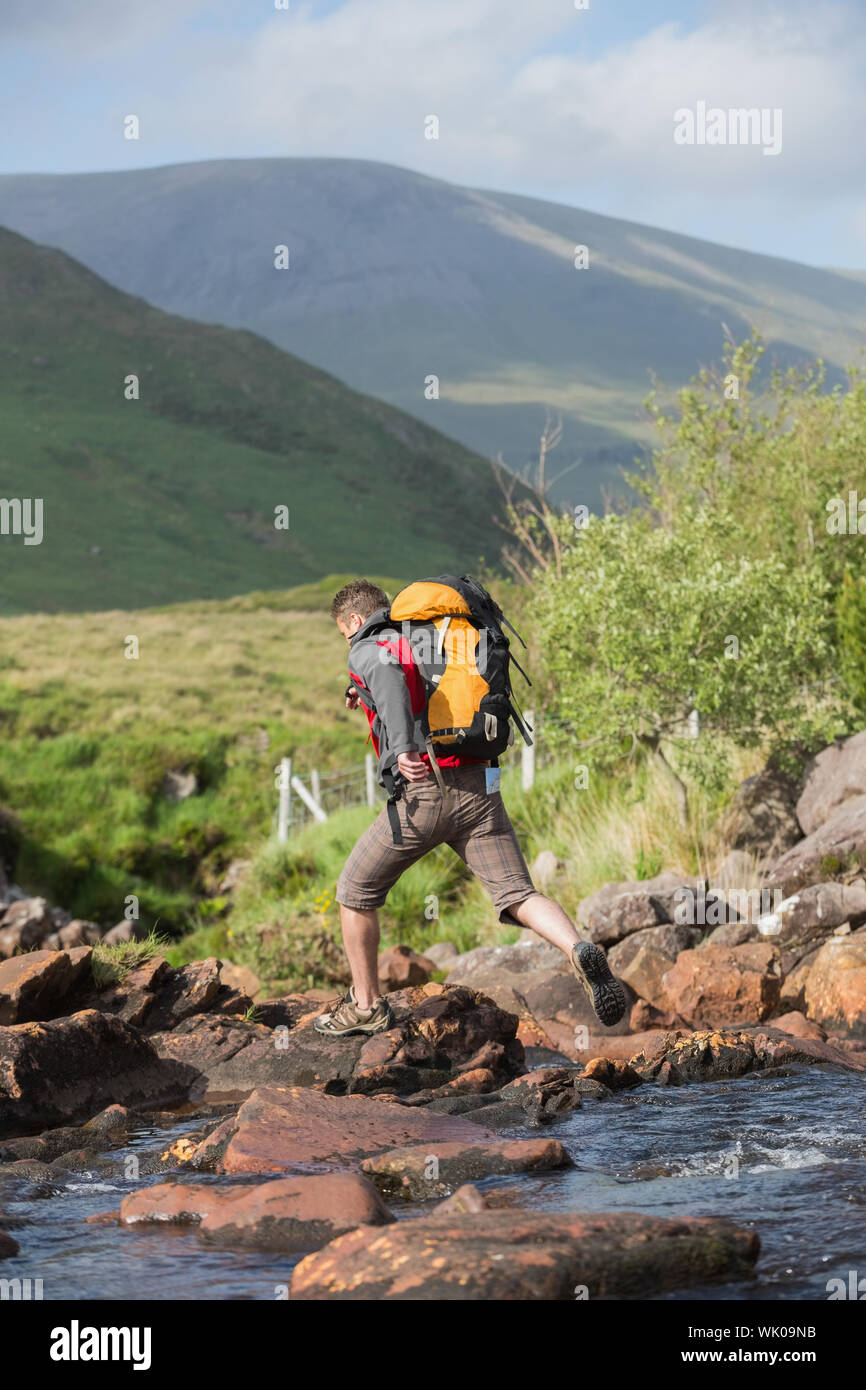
{"left": 628, "top": 999, "right": 688, "bottom": 1031}
{"left": 764, "top": 796, "right": 866, "bottom": 897}
{"left": 219, "top": 961, "right": 261, "bottom": 1000}
{"left": 662, "top": 943, "right": 781, "bottom": 1027}
{"left": 0, "top": 1226, "right": 19, "bottom": 1258}
{"left": 517, "top": 971, "right": 636, "bottom": 1058}
{"left": 445, "top": 940, "right": 566, "bottom": 1015}
{"left": 804, "top": 932, "right": 866, "bottom": 1038}
{"left": 629, "top": 1025, "right": 861, "bottom": 1085}
{"left": 796, "top": 731, "right": 866, "bottom": 836}
{"left": 95, "top": 956, "right": 173, "bottom": 1027}
{"left": 753, "top": 883, "right": 866, "bottom": 959}
{"left": 582, "top": 1057, "right": 642, "bottom": 1090}
{"left": 58, "top": 920, "right": 102, "bottom": 948}
{"left": 154, "top": 983, "right": 522, "bottom": 1102}
{"left": 577, "top": 872, "right": 705, "bottom": 948}
{"left": 101, "top": 920, "right": 146, "bottom": 945}
{"left": 434, "top": 1183, "right": 489, "bottom": 1214}
{"left": 0, "top": 1009, "right": 188, "bottom": 1134}
{"left": 531, "top": 850, "right": 560, "bottom": 887}
{"left": 360, "top": 1137, "right": 571, "bottom": 1199}
{"left": 0, "top": 896, "right": 53, "bottom": 957}
{"left": 0, "top": 947, "right": 93, "bottom": 1024}
{"left": 378, "top": 944, "right": 435, "bottom": 991}
{"left": 422, "top": 942, "right": 459, "bottom": 968}
{"left": 161, "top": 769, "right": 198, "bottom": 802}
{"left": 290, "top": 1209, "right": 760, "bottom": 1300}
{"left": 608, "top": 924, "right": 701, "bottom": 1011}
{"left": 119, "top": 1173, "right": 393, "bottom": 1249}
{"left": 702, "top": 921, "right": 756, "bottom": 948}
{"left": 724, "top": 759, "right": 803, "bottom": 856}
{"left": 769, "top": 1010, "right": 827, "bottom": 1042}
{"left": 144, "top": 958, "right": 223, "bottom": 1031}
{"left": 193, "top": 1084, "right": 500, "bottom": 1175}
{"left": 497, "top": 1067, "right": 582, "bottom": 1116}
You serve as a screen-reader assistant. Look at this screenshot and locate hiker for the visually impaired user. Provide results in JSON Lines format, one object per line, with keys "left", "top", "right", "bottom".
{"left": 315, "top": 576, "right": 626, "bottom": 1037}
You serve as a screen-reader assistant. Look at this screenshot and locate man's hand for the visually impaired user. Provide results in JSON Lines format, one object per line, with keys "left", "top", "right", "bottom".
{"left": 345, "top": 684, "right": 361, "bottom": 710}
{"left": 397, "top": 750, "right": 431, "bottom": 782}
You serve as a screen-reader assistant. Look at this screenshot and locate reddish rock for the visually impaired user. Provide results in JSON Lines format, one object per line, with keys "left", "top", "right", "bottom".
{"left": 378, "top": 945, "right": 435, "bottom": 991}
{"left": 608, "top": 924, "right": 700, "bottom": 1011}
{"left": 0, "top": 1009, "right": 187, "bottom": 1135}
{"left": 768, "top": 1010, "right": 827, "bottom": 1042}
{"left": 630, "top": 1025, "right": 862, "bottom": 1085}
{"left": 663, "top": 943, "right": 781, "bottom": 1027}
{"left": 434, "top": 1183, "right": 489, "bottom": 1214}
{"left": 198, "top": 1084, "right": 499, "bottom": 1175}
{"left": 0, "top": 947, "right": 93, "bottom": 1024}
{"left": 360, "top": 1136, "right": 571, "bottom": 1199}
{"left": 582, "top": 1057, "right": 642, "bottom": 1090}
{"left": 290, "top": 1209, "right": 760, "bottom": 1300}
{"left": 58, "top": 920, "right": 102, "bottom": 949}
{"left": 629, "top": 999, "right": 687, "bottom": 1032}
{"left": 804, "top": 932, "right": 866, "bottom": 1038}
{"left": 120, "top": 1173, "right": 392, "bottom": 1248}
{"left": 497, "top": 1067, "right": 582, "bottom": 1116}
{"left": 144, "top": 957, "right": 223, "bottom": 1031}
{"left": 96, "top": 956, "right": 173, "bottom": 1027}
{"left": 219, "top": 961, "right": 261, "bottom": 1000}
{"left": 779, "top": 947, "right": 821, "bottom": 1013}
{"left": 796, "top": 731, "right": 866, "bottom": 836}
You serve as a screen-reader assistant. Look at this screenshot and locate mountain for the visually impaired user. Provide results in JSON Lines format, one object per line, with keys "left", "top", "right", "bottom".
{"left": 0, "top": 227, "right": 503, "bottom": 615}
{"left": 2, "top": 157, "right": 865, "bottom": 502}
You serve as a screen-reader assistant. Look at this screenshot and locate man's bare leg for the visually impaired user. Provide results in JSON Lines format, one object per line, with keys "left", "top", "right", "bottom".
{"left": 339, "top": 904, "right": 382, "bottom": 1009}
{"left": 508, "top": 892, "right": 581, "bottom": 958}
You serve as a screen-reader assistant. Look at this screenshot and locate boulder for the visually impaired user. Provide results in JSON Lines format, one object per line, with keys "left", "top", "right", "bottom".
{"left": 0, "top": 947, "right": 93, "bottom": 1024}
{"left": 497, "top": 1067, "right": 583, "bottom": 1117}
{"left": 445, "top": 940, "right": 566, "bottom": 1014}
{"left": 702, "top": 921, "right": 756, "bottom": 948}
{"left": 804, "top": 931, "right": 866, "bottom": 1038}
{"left": 360, "top": 1137, "right": 571, "bottom": 1199}
{"left": 577, "top": 873, "right": 705, "bottom": 947}
{"left": 608, "top": 924, "right": 701, "bottom": 1011}
{"left": 378, "top": 945, "right": 435, "bottom": 991}
{"left": 796, "top": 731, "right": 866, "bottom": 836}
{"left": 779, "top": 946, "right": 822, "bottom": 1013}
{"left": 662, "top": 943, "right": 781, "bottom": 1027}
{"left": 219, "top": 961, "right": 261, "bottom": 1000}
{"left": 0, "top": 896, "right": 53, "bottom": 958}
{"left": 0, "top": 1009, "right": 188, "bottom": 1134}
{"left": 119, "top": 1173, "right": 393, "bottom": 1249}
{"left": 191, "top": 1084, "right": 500, "bottom": 1175}
{"left": 101, "top": 921, "right": 146, "bottom": 946}
{"left": 753, "top": 882, "right": 866, "bottom": 957}
{"left": 724, "top": 760, "right": 803, "bottom": 856}
{"left": 769, "top": 1010, "right": 827, "bottom": 1042}
{"left": 290, "top": 1209, "right": 760, "bottom": 1300}
{"left": 765, "top": 796, "right": 866, "bottom": 897}
{"left": 143, "top": 958, "right": 223, "bottom": 1031}
{"left": 0, "top": 1224, "right": 19, "bottom": 1259}
{"left": 517, "top": 972, "right": 636, "bottom": 1058}
{"left": 422, "top": 942, "right": 459, "bottom": 968}
{"left": 58, "top": 920, "right": 103, "bottom": 948}
{"left": 629, "top": 1025, "right": 861, "bottom": 1085}
{"left": 95, "top": 956, "right": 173, "bottom": 1027}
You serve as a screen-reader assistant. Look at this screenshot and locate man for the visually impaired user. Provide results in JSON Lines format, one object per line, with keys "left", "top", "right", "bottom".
{"left": 316, "top": 578, "right": 626, "bottom": 1037}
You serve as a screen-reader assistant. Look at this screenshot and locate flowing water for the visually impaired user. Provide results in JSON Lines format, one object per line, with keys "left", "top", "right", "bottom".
{"left": 2, "top": 1067, "right": 864, "bottom": 1300}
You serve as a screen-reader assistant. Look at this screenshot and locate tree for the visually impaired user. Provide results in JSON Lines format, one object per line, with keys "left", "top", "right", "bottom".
{"left": 534, "top": 508, "right": 843, "bottom": 823}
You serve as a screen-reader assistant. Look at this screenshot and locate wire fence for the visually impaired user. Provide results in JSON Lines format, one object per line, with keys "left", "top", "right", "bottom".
{"left": 272, "top": 708, "right": 591, "bottom": 838}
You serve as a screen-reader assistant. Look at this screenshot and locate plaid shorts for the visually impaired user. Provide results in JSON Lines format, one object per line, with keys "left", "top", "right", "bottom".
{"left": 336, "top": 762, "right": 536, "bottom": 925}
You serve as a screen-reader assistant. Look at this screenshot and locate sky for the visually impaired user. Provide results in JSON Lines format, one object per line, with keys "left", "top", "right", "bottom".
{"left": 1, "top": 0, "right": 864, "bottom": 267}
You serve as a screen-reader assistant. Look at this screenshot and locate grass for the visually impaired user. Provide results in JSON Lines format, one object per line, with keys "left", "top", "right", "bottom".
{"left": 90, "top": 929, "right": 170, "bottom": 990}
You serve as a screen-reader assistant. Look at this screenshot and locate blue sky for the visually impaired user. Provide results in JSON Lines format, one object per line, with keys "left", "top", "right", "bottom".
{"left": 1, "top": 0, "right": 863, "bottom": 267}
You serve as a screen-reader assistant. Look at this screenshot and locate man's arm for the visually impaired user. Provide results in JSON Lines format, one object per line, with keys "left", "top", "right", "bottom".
{"left": 350, "top": 638, "right": 417, "bottom": 758}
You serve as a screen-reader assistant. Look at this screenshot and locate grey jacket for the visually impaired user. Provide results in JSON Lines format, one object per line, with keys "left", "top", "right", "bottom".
{"left": 347, "top": 609, "right": 425, "bottom": 782}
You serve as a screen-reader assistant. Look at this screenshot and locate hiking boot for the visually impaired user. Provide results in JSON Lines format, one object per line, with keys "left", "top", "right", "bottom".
{"left": 570, "top": 941, "right": 627, "bottom": 1028}
{"left": 314, "top": 986, "right": 394, "bottom": 1037}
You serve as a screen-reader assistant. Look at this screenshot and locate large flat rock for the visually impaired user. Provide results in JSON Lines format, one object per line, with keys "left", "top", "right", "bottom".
{"left": 189, "top": 1084, "right": 501, "bottom": 1175}
{"left": 290, "top": 1209, "right": 760, "bottom": 1300}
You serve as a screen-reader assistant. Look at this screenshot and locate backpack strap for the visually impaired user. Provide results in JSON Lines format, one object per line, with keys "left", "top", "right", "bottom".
{"left": 381, "top": 764, "right": 405, "bottom": 846}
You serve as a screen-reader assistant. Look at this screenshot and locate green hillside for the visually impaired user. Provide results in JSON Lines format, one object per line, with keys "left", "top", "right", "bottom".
{"left": 2, "top": 158, "right": 865, "bottom": 502}
{"left": 0, "top": 226, "right": 502, "bottom": 615}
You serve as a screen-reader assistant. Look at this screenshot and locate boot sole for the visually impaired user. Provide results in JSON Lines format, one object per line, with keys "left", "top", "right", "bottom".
{"left": 572, "top": 942, "right": 627, "bottom": 1028}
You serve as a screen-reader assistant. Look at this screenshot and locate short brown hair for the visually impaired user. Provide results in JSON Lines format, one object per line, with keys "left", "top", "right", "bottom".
{"left": 330, "top": 579, "right": 390, "bottom": 624}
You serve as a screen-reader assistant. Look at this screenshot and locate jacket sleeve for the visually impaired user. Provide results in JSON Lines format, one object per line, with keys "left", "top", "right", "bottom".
{"left": 350, "top": 638, "right": 418, "bottom": 759}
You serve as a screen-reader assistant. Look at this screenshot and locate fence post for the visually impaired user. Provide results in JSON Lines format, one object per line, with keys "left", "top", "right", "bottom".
{"left": 277, "top": 757, "right": 291, "bottom": 843}
{"left": 291, "top": 774, "right": 328, "bottom": 823}
{"left": 365, "top": 753, "right": 376, "bottom": 807}
{"left": 521, "top": 710, "right": 535, "bottom": 792}
{"left": 311, "top": 769, "right": 321, "bottom": 809}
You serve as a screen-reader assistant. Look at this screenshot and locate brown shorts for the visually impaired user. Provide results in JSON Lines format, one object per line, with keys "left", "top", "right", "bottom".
{"left": 336, "top": 763, "right": 536, "bottom": 925}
